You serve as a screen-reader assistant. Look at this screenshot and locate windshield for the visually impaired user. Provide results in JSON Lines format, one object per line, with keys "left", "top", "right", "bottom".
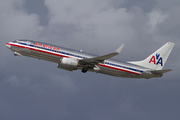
{"left": 13, "top": 40, "right": 19, "bottom": 43}
{"left": 13, "top": 39, "right": 35, "bottom": 44}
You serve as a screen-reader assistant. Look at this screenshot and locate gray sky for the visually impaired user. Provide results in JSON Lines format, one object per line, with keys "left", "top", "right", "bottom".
{"left": 0, "top": 0, "right": 180, "bottom": 120}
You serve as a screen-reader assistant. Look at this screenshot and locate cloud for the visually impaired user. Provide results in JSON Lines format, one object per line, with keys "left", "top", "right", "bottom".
{"left": 1, "top": 0, "right": 180, "bottom": 120}
{"left": 43, "top": 0, "right": 136, "bottom": 53}
{"left": 118, "top": 94, "right": 147, "bottom": 118}
{"left": 41, "top": 0, "right": 180, "bottom": 73}
{"left": 147, "top": 10, "right": 169, "bottom": 33}
{"left": 155, "top": 0, "right": 180, "bottom": 12}
{"left": 0, "top": 0, "right": 44, "bottom": 70}
{"left": 4, "top": 74, "right": 78, "bottom": 93}
{"left": 0, "top": 0, "right": 43, "bottom": 43}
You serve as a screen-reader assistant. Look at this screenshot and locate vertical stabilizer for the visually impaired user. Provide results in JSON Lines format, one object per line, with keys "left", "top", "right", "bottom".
{"left": 128, "top": 42, "right": 175, "bottom": 70}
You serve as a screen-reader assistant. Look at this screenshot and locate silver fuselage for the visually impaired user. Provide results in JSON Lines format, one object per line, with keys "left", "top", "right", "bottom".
{"left": 6, "top": 40, "right": 162, "bottom": 79}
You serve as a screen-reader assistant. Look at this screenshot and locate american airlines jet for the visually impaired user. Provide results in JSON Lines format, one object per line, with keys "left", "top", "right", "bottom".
{"left": 6, "top": 40, "right": 174, "bottom": 79}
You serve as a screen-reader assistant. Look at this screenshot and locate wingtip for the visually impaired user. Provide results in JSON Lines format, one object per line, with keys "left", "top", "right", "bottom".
{"left": 115, "top": 44, "right": 124, "bottom": 53}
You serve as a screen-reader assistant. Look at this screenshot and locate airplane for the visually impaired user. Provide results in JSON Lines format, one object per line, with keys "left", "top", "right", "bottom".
{"left": 6, "top": 40, "right": 175, "bottom": 79}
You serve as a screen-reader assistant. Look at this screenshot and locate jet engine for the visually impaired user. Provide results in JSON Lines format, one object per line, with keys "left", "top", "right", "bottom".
{"left": 14, "top": 52, "right": 22, "bottom": 56}
{"left": 60, "top": 58, "right": 79, "bottom": 67}
{"left": 93, "top": 65, "right": 101, "bottom": 71}
{"left": 57, "top": 58, "right": 79, "bottom": 71}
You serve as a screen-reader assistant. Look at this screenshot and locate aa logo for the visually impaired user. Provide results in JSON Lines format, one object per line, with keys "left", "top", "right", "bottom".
{"left": 149, "top": 53, "right": 163, "bottom": 66}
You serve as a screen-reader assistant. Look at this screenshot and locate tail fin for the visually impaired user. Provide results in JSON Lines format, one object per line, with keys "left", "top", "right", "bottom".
{"left": 128, "top": 42, "right": 175, "bottom": 70}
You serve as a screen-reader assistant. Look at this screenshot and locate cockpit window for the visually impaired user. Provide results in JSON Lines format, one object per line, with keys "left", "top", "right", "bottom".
{"left": 13, "top": 40, "right": 17, "bottom": 43}
{"left": 13, "top": 40, "right": 20, "bottom": 43}
{"left": 14, "top": 40, "right": 35, "bottom": 44}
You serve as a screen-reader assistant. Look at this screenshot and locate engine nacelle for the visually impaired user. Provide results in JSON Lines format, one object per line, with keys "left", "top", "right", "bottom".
{"left": 93, "top": 65, "right": 101, "bottom": 71}
{"left": 61, "top": 58, "right": 79, "bottom": 67}
{"left": 14, "top": 52, "right": 22, "bottom": 56}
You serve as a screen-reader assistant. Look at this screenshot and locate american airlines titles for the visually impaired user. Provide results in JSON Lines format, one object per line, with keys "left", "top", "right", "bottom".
{"left": 34, "top": 42, "right": 60, "bottom": 51}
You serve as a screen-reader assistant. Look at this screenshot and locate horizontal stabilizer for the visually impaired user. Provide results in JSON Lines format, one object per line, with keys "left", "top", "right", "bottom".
{"left": 150, "top": 69, "right": 172, "bottom": 74}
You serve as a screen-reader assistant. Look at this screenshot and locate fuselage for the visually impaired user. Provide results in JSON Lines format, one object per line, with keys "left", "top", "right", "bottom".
{"left": 6, "top": 40, "right": 162, "bottom": 79}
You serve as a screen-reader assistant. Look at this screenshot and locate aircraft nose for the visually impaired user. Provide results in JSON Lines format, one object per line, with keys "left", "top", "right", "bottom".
{"left": 6, "top": 43, "right": 11, "bottom": 48}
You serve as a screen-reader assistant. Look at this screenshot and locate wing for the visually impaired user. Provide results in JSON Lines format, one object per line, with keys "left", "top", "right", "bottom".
{"left": 79, "top": 44, "right": 124, "bottom": 67}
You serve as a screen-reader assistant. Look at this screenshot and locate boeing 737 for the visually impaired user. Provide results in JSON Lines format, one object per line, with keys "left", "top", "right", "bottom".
{"left": 6, "top": 40, "right": 174, "bottom": 79}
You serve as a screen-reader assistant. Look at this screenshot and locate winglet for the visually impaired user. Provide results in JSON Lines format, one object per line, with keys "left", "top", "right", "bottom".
{"left": 115, "top": 44, "right": 124, "bottom": 53}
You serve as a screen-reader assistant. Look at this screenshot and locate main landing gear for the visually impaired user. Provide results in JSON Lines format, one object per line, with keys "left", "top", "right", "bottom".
{"left": 82, "top": 68, "right": 88, "bottom": 73}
